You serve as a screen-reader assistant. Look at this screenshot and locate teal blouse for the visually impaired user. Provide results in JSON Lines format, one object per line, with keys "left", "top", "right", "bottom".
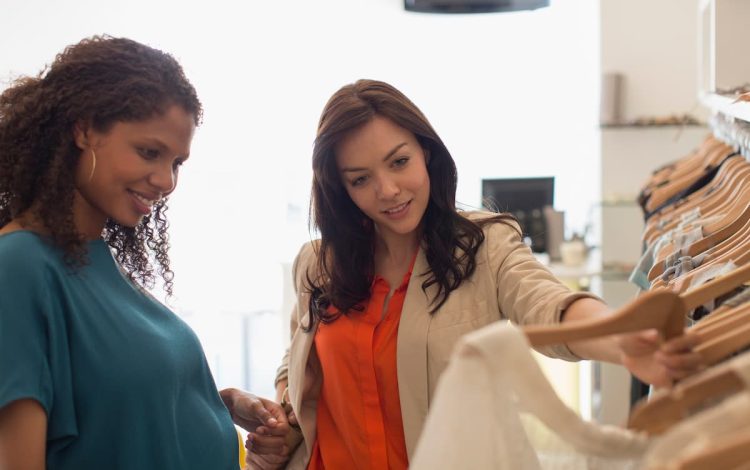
{"left": 0, "top": 231, "right": 238, "bottom": 469}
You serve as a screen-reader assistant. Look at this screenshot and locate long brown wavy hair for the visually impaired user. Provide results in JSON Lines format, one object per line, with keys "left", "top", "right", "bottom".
{"left": 0, "top": 35, "right": 202, "bottom": 295}
{"left": 306, "top": 79, "right": 514, "bottom": 328}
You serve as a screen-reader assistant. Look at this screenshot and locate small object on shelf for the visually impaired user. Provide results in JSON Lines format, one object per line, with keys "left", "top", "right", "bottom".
{"left": 601, "top": 113, "right": 704, "bottom": 128}
{"left": 715, "top": 83, "right": 750, "bottom": 97}
{"left": 560, "top": 234, "right": 587, "bottom": 267}
{"left": 543, "top": 206, "right": 564, "bottom": 262}
{"left": 599, "top": 72, "right": 623, "bottom": 126}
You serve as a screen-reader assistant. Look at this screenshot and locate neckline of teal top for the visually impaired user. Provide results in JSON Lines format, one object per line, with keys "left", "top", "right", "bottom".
{"left": 0, "top": 229, "right": 107, "bottom": 246}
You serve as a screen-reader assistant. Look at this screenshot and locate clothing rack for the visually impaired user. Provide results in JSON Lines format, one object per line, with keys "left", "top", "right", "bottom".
{"left": 708, "top": 111, "right": 750, "bottom": 157}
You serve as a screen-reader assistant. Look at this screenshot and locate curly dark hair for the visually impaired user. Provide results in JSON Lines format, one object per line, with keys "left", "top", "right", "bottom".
{"left": 306, "top": 79, "right": 514, "bottom": 328}
{"left": 0, "top": 35, "right": 202, "bottom": 295}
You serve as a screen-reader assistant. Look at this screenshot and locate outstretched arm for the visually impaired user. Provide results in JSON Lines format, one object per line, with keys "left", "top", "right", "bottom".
{"left": 562, "top": 297, "right": 703, "bottom": 387}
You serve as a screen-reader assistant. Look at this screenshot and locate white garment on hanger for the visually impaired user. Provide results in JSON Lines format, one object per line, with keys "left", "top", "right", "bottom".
{"left": 410, "top": 322, "right": 750, "bottom": 469}
{"left": 410, "top": 322, "right": 648, "bottom": 470}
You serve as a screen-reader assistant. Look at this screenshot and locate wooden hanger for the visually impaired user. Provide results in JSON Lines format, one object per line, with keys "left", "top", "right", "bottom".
{"left": 644, "top": 143, "right": 735, "bottom": 214}
{"left": 695, "top": 316, "right": 750, "bottom": 366}
{"left": 628, "top": 355, "right": 748, "bottom": 435}
{"left": 692, "top": 304, "right": 750, "bottom": 343}
{"left": 690, "top": 289, "right": 750, "bottom": 333}
{"left": 676, "top": 164, "right": 750, "bottom": 237}
{"left": 687, "top": 203, "right": 750, "bottom": 256}
{"left": 642, "top": 153, "right": 745, "bottom": 241}
{"left": 642, "top": 136, "right": 723, "bottom": 197}
{"left": 678, "top": 258, "right": 750, "bottom": 301}
{"left": 629, "top": 299, "right": 750, "bottom": 436}
{"left": 674, "top": 428, "right": 750, "bottom": 469}
{"left": 639, "top": 136, "right": 718, "bottom": 195}
{"left": 524, "top": 260, "right": 750, "bottom": 348}
{"left": 701, "top": 182, "right": 750, "bottom": 235}
{"left": 661, "top": 223, "right": 750, "bottom": 293}
{"left": 523, "top": 289, "right": 684, "bottom": 347}
{"left": 680, "top": 268, "right": 750, "bottom": 366}
{"left": 642, "top": 157, "right": 748, "bottom": 246}
{"left": 647, "top": 203, "right": 750, "bottom": 283}
{"left": 648, "top": 202, "right": 750, "bottom": 285}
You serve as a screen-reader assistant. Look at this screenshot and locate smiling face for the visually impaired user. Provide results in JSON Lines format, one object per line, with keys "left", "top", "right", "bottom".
{"left": 73, "top": 104, "right": 196, "bottom": 238}
{"left": 335, "top": 115, "right": 431, "bottom": 243}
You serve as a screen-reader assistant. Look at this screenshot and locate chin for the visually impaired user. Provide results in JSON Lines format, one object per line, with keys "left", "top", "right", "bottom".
{"left": 111, "top": 215, "right": 145, "bottom": 228}
{"left": 390, "top": 220, "right": 421, "bottom": 236}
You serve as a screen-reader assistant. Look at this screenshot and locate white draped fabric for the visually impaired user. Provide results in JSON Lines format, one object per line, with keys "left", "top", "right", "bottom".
{"left": 411, "top": 322, "right": 750, "bottom": 469}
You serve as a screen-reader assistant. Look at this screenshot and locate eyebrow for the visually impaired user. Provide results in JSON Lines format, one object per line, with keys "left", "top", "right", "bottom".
{"left": 141, "top": 136, "right": 190, "bottom": 159}
{"left": 340, "top": 142, "right": 408, "bottom": 173}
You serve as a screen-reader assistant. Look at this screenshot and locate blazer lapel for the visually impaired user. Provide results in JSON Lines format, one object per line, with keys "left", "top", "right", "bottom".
{"left": 397, "top": 246, "right": 434, "bottom": 460}
{"left": 288, "top": 320, "right": 317, "bottom": 455}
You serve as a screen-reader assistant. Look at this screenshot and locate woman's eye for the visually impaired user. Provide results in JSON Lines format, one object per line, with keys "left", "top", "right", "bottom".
{"left": 351, "top": 176, "right": 367, "bottom": 187}
{"left": 173, "top": 159, "right": 185, "bottom": 170}
{"left": 137, "top": 147, "right": 160, "bottom": 160}
{"left": 393, "top": 157, "right": 409, "bottom": 167}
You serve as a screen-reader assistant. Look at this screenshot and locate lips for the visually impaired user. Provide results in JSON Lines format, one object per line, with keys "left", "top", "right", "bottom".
{"left": 128, "top": 189, "right": 159, "bottom": 215}
{"left": 383, "top": 201, "right": 410, "bottom": 214}
{"left": 380, "top": 199, "right": 413, "bottom": 220}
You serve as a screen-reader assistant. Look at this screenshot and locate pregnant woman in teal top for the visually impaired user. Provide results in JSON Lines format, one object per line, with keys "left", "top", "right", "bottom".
{"left": 0, "top": 36, "right": 287, "bottom": 469}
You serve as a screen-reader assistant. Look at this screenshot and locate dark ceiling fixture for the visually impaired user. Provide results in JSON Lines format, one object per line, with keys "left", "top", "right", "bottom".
{"left": 404, "top": 0, "right": 549, "bottom": 14}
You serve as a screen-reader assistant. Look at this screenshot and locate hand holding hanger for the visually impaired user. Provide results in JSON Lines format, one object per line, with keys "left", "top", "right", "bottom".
{"left": 523, "top": 289, "right": 689, "bottom": 387}
{"left": 524, "top": 261, "right": 750, "bottom": 387}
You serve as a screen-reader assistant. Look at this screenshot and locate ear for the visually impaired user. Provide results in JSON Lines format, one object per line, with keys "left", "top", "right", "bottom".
{"left": 73, "top": 121, "right": 91, "bottom": 150}
{"left": 422, "top": 147, "right": 431, "bottom": 165}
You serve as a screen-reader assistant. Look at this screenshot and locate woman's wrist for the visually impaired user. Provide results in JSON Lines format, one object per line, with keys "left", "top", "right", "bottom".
{"left": 278, "top": 386, "right": 301, "bottom": 431}
{"left": 219, "top": 388, "right": 240, "bottom": 415}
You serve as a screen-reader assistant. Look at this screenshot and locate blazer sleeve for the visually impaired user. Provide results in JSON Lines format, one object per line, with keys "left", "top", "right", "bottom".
{"left": 275, "top": 241, "right": 317, "bottom": 388}
{"left": 486, "top": 220, "right": 602, "bottom": 361}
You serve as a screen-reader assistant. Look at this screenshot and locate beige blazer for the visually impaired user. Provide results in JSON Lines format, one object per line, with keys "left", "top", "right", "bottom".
{"left": 275, "top": 212, "right": 598, "bottom": 469}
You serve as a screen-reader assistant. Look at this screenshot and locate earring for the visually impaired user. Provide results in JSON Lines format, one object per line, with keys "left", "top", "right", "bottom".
{"left": 88, "top": 149, "right": 97, "bottom": 181}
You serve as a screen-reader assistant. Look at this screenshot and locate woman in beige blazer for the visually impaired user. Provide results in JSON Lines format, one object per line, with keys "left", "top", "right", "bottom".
{"left": 246, "top": 80, "right": 702, "bottom": 470}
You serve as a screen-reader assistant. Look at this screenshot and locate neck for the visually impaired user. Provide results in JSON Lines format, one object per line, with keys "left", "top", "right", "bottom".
{"left": 72, "top": 190, "right": 106, "bottom": 240}
{"left": 3, "top": 207, "right": 48, "bottom": 236}
{"left": 374, "top": 227, "right": 420, "bottom": 266}
{"left": 3, "top": 195, "right": 105, "bottom": 241}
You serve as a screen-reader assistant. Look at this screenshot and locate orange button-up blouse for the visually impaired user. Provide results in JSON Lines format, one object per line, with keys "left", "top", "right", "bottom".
{"left": 307, "top": 262, "right": 415, "bottom": 470}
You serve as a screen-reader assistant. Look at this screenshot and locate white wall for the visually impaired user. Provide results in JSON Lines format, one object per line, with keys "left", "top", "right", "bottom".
{"left": 1, "top": 0, "right": 600, "bottom": 393}
{"left": 600, "top": 0, "right": 703, "bottom": 121}
{"left": 596, "top": 0, "right": 707, "bottom": 426}
{"left": 598, "top": 0, "right": 708, "bottom": 268}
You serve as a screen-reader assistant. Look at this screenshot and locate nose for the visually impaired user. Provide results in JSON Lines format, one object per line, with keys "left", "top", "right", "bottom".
{"left": 375, "top": 174, "right": 400, "bottom": 200}
{"left": 149, "top": 161, "right": 176, "bottom": 194}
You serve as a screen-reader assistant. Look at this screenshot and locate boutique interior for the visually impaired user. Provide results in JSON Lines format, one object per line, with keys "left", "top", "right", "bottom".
{"left": 3, "top": 0, "right": 750, "bottom": 468}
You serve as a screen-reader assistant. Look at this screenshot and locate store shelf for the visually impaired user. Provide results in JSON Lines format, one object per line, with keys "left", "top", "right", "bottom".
{"left": 700, "top": 92, "right": 750, "bottom": 123}
{"left": 600, "top": 123, "right": 704, "bottom": 129}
